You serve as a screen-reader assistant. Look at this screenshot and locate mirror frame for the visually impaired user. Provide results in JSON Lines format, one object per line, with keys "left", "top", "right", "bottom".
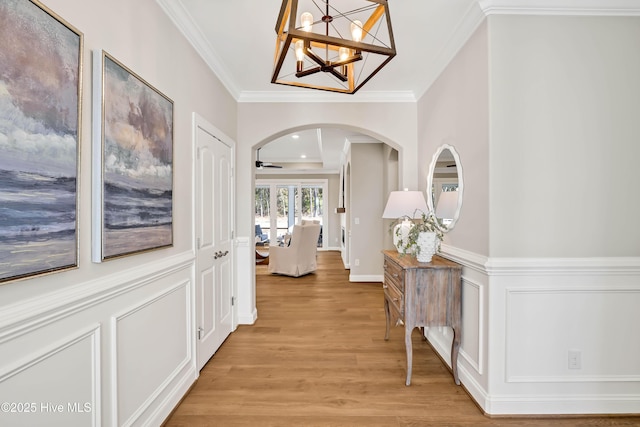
{"left": 426, "top": 144, "right": 463, "bottom": 233}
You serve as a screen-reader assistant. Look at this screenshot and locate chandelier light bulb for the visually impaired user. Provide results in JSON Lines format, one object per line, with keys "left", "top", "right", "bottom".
{"left": 295, "top": 40, "right": 305, "bottom": 60}
{"left": 351, "top": 20, "right": 363, "bottom": 42}
{"left": 339, "top": 47, "right": 349, "bottom": 61}
{"left": 301, "top": 12, "right": 313, "bottom": 32}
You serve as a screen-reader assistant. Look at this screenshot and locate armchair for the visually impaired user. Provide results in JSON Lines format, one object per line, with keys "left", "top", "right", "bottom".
{"left": 268, "top": 223, "right": 321, "bottom": 277}
{"left": 255, "top": 224, "right": 269, "bottom": 246}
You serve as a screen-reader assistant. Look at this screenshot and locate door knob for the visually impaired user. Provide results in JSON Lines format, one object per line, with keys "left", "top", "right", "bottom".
{"left": 213, "top": 250, "right": 229, "bottom": 259}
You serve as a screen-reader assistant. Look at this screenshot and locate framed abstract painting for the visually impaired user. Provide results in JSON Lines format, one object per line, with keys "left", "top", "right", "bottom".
{"left": 0, "top": 0, "right": 83, "bottom": 283}
{"left": 92, "top": 50, "right": 174, "bottom": 262}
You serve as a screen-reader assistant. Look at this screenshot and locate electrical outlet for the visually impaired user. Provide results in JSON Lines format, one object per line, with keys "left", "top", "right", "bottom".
{"left": 355, "top": 259, "right": 360, "bottom": 266}
{"left": 568, "top": 350, "right": 582, "bottom": 369}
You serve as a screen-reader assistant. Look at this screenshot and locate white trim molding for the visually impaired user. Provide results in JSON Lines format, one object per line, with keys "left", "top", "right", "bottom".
{"left": 479, "top": 0, "right": 640, "bottom": 16}
{"left": 349, "top": 274, "right": 384, "bottom": 283}
{"left": 155, "top": 0, "right": 240, "bottom": 99}
{"left": 489, "top": 255, "right": 640, "bottom": 415}
{"left": 439, "top": 244, "right": 488, "bottom": 274}
{"left": 486, "top": 256, "right": 640, "bottom": 276}
{"left": 0, "top": 251, "right": 194, "bottom": 345}
{"left": 432, "top": 248, "right": 640, "bottom": 415}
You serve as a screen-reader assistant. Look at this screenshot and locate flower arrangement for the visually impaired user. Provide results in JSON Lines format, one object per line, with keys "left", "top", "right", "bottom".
{"left": 395, "top": 210, "right": 443, "bottom": 258}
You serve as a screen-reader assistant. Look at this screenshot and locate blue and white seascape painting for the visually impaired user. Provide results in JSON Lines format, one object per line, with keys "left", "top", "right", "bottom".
{"left": 100, "top": 54, "right": 173, "bottom": 259}
{"left": 0, "top": 0, "right": 82, "bottom": 283}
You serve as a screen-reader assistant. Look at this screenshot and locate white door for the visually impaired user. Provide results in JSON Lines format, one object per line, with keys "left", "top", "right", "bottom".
{"left": 195, "top": 118, "right": 234, "bottom": 371}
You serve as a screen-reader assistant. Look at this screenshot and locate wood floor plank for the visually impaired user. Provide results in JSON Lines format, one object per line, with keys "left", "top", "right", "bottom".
{"left": 164, "top": 251, "right": 639, "bottom": 426}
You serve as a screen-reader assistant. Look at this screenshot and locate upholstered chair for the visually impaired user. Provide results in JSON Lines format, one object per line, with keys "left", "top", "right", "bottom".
{"left": 268, "top": 223, "right": 321, "bottom": 277}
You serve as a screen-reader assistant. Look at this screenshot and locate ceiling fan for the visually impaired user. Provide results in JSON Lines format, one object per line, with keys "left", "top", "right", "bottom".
{"left": 255, "top": 148, "right": 283, "bottom": 169}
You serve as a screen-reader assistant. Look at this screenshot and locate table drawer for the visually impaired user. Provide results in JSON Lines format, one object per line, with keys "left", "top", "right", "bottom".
{"left": 383, "top": 258, "right": 404, "bottom": 292}
{"left": 384, "top": 280, "right": 404, "bottom": 317}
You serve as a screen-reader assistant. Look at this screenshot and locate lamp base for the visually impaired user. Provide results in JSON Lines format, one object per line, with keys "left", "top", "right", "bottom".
{"left": 392, "top": 219, "right": 414, "bottom": 254}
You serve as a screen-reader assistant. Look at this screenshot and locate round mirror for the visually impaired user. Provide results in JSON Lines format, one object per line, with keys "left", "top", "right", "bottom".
{"left": 426, "top": 144, "right": 463, "bottom": 232}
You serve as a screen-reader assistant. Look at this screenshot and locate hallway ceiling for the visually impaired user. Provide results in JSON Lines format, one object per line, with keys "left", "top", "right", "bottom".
{"left": 157, "top": 0, "right": 480, "bottom": 172}
{"left": 158, "top": 0, "right": 480, "bottom": 102}
{"left": 156, "top": 0, "right": 631, "bottom": 171}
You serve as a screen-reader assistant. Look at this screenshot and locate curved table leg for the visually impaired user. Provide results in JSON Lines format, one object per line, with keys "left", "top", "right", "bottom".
{"left": 384, "top": 299, "right": 391, "bottom": 341}
{"left": 451, "top": 327, "right": 461, "bottom": 385}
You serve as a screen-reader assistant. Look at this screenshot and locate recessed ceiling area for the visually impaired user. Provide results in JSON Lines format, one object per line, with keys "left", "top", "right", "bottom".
{"left": 257, "top": 127, "right": 376, "bottom": 173}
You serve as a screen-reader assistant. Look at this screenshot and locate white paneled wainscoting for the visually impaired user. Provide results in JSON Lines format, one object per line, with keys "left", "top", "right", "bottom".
{"left": 2, "top": 243, "right": 638, "bottom": 423}
{"left": 0, "top": 251, "right": 197, "bottom": 427}
{"left": 432, "top": 245, "right": 640, "bottom": 415}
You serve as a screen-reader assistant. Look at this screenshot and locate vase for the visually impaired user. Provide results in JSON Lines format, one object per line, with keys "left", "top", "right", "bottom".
{"left": 416, "top": 231, "right": 437, "bottom": 262}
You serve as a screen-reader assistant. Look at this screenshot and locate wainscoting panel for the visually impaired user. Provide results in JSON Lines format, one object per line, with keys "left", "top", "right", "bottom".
{"left": 0, "top": 326, "right": 100, "bottom": 427}
{"left": 425, "top": 275, "right": 485, "bottom": 374}
{"left": 487, "top": 256, "right": 640, "bottom": 414}
{"left": 0, "top": 251, "right": 197, "bottom": 426}
{"left": 113, "top": 281, "right": 191, "bottom": 427}
{"left": 506, "top": 288, "right": 640, "bottom": 383}
{"left": 461, "top": 277, "right": 484, "bottom": 374}
{"left": 430, "top": 246, "right": 490, "bottom": 408}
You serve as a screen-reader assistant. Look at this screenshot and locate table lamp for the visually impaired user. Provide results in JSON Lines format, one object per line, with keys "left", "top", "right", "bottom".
{"left": 382, "top": 189, "right": 429, "bottom": 253}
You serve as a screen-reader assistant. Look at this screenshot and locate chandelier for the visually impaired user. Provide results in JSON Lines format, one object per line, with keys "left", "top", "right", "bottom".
{"left": 272, "top": 0, "right": 396, "bottom": 94}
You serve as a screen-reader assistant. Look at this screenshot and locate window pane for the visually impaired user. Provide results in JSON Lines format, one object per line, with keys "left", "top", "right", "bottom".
{"left": 276, "top": 185, "right": 296, "bottom": 244}
{"left": 255, "top": 185, "right": 270, "bottom": 242}
{"left": 301, "top": 185, "right": 323, "bottom": 247}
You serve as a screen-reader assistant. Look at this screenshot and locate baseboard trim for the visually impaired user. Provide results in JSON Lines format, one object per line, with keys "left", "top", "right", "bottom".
{"left": 348, "top": 274, "right": 383, "bottom": 283}
{"left": 237, "top": 308, "right": 257, "bottom": 325}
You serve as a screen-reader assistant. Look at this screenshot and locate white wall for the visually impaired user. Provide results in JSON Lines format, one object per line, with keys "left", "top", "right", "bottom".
{"left": 348, "top": 143, "right": 385, "bottom": 281}
{"left": 418, "top": 22, "right": 490, "bottom": 257}
{"left": 484, "top": 14, "right": 640, "bottom": 415}
{"left": 417, "top": 19, "right": 491, "bottom": 405}
{"left": 4, "top": 2, "right": 639, "bottom": 422}
{"left": 235, "top": 102, "right": 418, "bottom": 317}
{"left": 0, "top": 0, "right": 237, "bottom": 425}
{"left": 417, "top": 14, "right": 640, "bottom": 415}
{"left": 489, "top": 15, "right": 640, "bottom": 258}
{"left": 237, "top": 102, "right": 419, "bottom": 242}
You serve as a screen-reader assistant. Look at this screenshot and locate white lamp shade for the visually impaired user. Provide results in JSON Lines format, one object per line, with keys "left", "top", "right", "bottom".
{"left": 382, "top": 190, "right": 428, "bottom": 219}
{"left": 436, "top": 191, "right": 458, "bottom": 220}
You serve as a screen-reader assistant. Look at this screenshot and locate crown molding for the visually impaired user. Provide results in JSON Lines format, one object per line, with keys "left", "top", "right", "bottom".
{"left": 238, "top": 90, "right": 416, "bottom": 103}
{"left": 158, "top": 0, "right": 640, "bottom": 104}
{"left": 415, "top": 0, "right": 640, "bottom": 100}
{"left": 415, "top": 1, "right": 487, "bottom": 100}
{"left": 478, "top": 0, "right": 640, "bottom": 16}
{"left": 155, "top": 0, "right": 241, "bottom": 99}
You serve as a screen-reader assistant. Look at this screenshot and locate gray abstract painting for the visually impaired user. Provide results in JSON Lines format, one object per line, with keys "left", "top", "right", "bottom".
{"left": 95, "top": 52, "right": 173, "bottom": 260}
{"left": 0, "top": 0, "right": 82, "bottom": 283}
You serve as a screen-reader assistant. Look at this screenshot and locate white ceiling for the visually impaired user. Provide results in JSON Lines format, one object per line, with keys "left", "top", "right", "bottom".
{"left": 159, "top": 0, "right": 481, "bottom": 101}
{"left": 156, "top": 0, "right": 637, "bottom": 171}
{"left": 156, "top": 0, "right": 481, "bottom": 172}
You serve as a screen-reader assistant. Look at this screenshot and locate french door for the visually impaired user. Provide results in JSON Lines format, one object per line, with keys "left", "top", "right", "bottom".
{"left": 255, "top": 180, "right": 327, "bottom": 248}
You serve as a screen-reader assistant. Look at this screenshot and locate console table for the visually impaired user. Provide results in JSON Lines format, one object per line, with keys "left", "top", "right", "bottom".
{"left": 382, "top": 250, "right": 462, "bottom": 386}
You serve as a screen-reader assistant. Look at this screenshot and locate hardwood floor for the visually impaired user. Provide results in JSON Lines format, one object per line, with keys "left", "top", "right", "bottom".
{"left": 165, "top": 251, "right": 639, "bottom": 426}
